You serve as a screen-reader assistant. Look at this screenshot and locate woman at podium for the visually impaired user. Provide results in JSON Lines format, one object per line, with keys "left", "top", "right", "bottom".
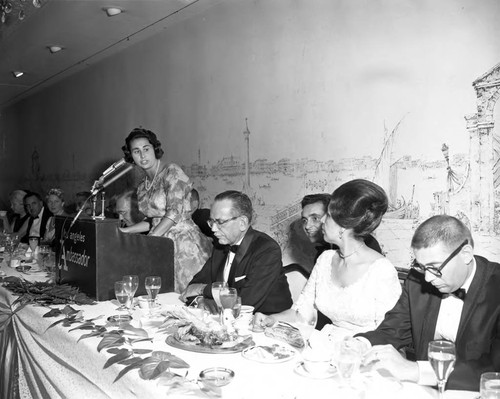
{"left": 120, "top": 128, "right": 212, "bottom": 292}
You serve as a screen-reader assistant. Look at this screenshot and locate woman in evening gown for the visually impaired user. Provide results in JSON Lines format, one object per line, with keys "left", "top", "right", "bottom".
{"left": 254, "top": 179, "right": 401, "bottom": 342}
{"left": 120, "top": 128, "right": 212, "bottom": 292}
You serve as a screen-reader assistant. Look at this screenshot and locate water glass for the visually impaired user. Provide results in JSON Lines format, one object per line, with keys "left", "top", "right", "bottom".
{"left": 211, "top": 281, "right": 228, "bottom": 321}
{"left": 29, "top": 236, "right": 39, "bottom": 255}
{"left": 481, "top": 372, "right": 500, "bottom": 399}
{"left": 114, "top": 281, "right": 130, "bottom": 311}
{"left": 145, "top": 276, "right": 161, "bottom": 316}
{"left": 428, "top": 340, "right": 456, "bottom": 399}
{"left": 219, "top": 287, "right": 237, "bottom": 325}
{"left": 295, "top": 306, "right": 318, "bottom": 341}
{"left": 38, "top": 245, "right": 51, "bottom": 270}
{"left": 336, "top": 340, "right": 361, "bottom": 385}
{"left": 122, "top": 275, "right": 139, "bottom": 310}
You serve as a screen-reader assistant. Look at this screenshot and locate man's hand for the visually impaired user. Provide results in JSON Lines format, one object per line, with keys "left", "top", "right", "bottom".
{"left": 179, "top": 283, "right": 207, "bottom": 302}
{"left": 196, "top": 298, "right": 219, "bottom": 315}
{"left": 362, "top": 344, "right": 419, "bottom": 382}
{"left": 252, "top": 312, "right": 275, "bottom": 332}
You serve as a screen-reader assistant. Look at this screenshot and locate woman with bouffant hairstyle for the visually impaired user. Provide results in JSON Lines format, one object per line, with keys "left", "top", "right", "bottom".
{"left": 120, "top": 127, "right": 211, "bottom": 292}
{"left": 254, "top": 179, "right": 401, "bottom": 343}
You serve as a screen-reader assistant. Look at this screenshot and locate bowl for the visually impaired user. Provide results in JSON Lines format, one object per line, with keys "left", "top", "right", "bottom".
{"left": 16, "top": 265, "right": 32, "bottom": 273}
{"left": 137, "top": 295, "right": 150, "bottom": 309}
{"left": 199, "top": 367, "right": 235, "bottom": 387}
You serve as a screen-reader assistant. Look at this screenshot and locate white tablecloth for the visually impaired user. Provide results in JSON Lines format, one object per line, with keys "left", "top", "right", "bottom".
{"left": 0, "top": 259, "right": 478, "bottom": 399}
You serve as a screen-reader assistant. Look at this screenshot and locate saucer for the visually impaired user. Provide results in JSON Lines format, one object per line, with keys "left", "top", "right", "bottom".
{"left": 294, "top": 362, "right": 337, "bottom": 379}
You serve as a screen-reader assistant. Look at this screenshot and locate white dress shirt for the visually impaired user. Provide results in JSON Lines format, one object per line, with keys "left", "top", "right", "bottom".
{"left": 223, "top": 237, "right": 244, "bottom": 282}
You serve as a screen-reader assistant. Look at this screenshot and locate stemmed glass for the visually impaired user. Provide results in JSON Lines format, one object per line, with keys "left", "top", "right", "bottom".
{"left": 114, "top": 281, "right": 130, "bottom": 311}
{"left": 211, "top": 281, "right": 228, "bottom": 322}
{"left": 122, "top": 275, "right": 139, "bottom": 312}
{"left": 295, "top": 306, "right": 318, "bottom": 342}
{"left": 428, "top": 340, "right": 456, "bottom": 399}
{"left": 145, "top": 276, "right": 161, "bottom": 316}
{"left": 38, "top": 245, "right": 51, "bottom": 270}
{"left": 219, "top": 287, "right": 238, "bottom": 325}
{"left": 28, "top": 236, "right": 39, "bottom": 259}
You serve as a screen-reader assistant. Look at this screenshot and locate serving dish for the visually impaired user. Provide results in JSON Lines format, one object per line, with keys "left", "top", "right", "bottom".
{"left": 242, "top": 344, "right": 296, "bottom": 363}
{"left": 166, "top": 334, "right": 253, "bottom": 354}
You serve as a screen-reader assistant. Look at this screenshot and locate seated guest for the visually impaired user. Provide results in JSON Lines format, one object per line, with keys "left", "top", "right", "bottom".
{"left": 3, "top": 189, "right": 29, "bottom": 236}
{"left": 115, "top": 190, "right": 145, "bottom": 227}
{"left": 301, "top": 193, "right": 383, "bottom": 260}
{"left": 181, "top": 190, "right": 292, "bottom": 314}
{"left": 190, "top": 188, "right": 216, "bottom": 241}
{"left": 254, "top": 179, "right": 401, "bottom": 340}
{"left": 45, "top": 188, "right": 70, "bottom": 242}
{"left": 351, "top": 215, "right": 500, "bottom": 391}
{"left": 21, "top": 191, "right": 53, "bottom": 244}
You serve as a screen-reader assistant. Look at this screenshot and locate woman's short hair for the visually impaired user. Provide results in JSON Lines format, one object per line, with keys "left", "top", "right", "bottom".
{"left": 122, "top": 128, "right": 164, "bottom": 163}
{"left": 411, "top": 215, "right": 474, "bottom": 250}
{"left": 46, "top": 188, "right": 64, "bottom": 202}
{"left": 9, "top": 189, "right": 27, "bottom": 202}
{"left": 329, "top": 179, "right": 388, "bottom": 239}
{"left": 214, "top": 190, "right": 253, "bottom": 223}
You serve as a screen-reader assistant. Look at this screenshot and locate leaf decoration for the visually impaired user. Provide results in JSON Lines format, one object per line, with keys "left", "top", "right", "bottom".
{"left": 113, "top": 358, "right": 147, "bottom": 383}
{"left": 78, "top": 326, "right": 107, "bottom": 342}
{"left": 118, "top": 357, "right": 143, "bottom": 366}
{"left": 132, "top": 349, "right": 152, "bottom": 355}
{"left": 122, "top": 324, "right": 149, "bottom": 338}
{"left": 61, "top": 305, "right": 79, "bottom": 316}
{"left": 97, "top": 332, "right": 126, "bottom": 352}
{"left": 43, "top": 308, "right": 62, "bottom": 318}
{"left": 139, "top": 358, "right": 171, "bottom": 380}
{"left": 69, "top": 321, "right": 96, "bottom": 332}
{"left": 47, "top": 318, "right": 67, "bottom": 330}
{"left": 103, "top": 348, "right": 133, "bottom": 369}
{"left": 151, "top": 351, "right": 190, "bottom": 369}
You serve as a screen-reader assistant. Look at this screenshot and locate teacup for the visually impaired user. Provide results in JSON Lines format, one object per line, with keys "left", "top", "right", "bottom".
{"left": 10, "top": 258, "right": 21, "bottom": 268}
{"left": 302, "top": 350, "right": 332, "bottom": 375}
{"left": 137, "top": 295, "right": 150, "bottom": 309}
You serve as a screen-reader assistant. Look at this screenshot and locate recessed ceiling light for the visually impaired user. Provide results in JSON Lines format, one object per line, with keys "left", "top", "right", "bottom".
{"left": 104, "top": 7, "right": 122, "bottom": 17}
{"left": 48, "top": 45, "right": 63, "bottom": 54}
{"left": 13, "top": 71, "right": 24, "bottom": 78}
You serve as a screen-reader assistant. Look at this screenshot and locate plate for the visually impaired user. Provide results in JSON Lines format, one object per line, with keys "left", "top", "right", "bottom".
{"left": 242, "top": 345, "right": 296, "bottom": 363}
{"left": 166, "top": 334, "right": 254, "bottom": 354}
{"left": 107, "top": 314, "right": 133, "bottom": 324}
{"left": 294, "top": 362, "right": 337, "bottom": 379}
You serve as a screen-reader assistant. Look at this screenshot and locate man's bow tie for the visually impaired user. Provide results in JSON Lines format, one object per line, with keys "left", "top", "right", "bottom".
{"left": 224, "top": 245, "right": 239, "bottom": 254}
{"left": 31, "top": 216, "right": 39, "bottom": 220}
{"left": 452, "top": 288, "right": 466, "bottom": 301}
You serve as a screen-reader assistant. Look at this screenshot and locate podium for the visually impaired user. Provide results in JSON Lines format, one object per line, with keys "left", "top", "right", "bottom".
{"left": 55, "top": 216, "right": 174, "bottom": 301}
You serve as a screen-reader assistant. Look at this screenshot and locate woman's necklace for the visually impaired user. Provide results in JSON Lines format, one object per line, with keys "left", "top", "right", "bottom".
{"left": 144, "top": 161, "right": 160, "bottom": 192}
{"left": 338, "top": 243, "right": 364, "bottom": 260}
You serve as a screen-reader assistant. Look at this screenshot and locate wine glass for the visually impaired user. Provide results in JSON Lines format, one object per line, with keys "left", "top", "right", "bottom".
{"left": 211, "top": 281, "right": 228, "bottom": 322}
{"left": 122, "top": 275, "right": 139, "bottom": 311}
{"left": 145, "top": 276, "right": 161, "bottom": 316}
{"left": 28, "top": 236, "right": 39, "bottom": 258}
{"left": 219, "top": 287, "right": 238, "bottom": 325}
{"left": 114, "top": 281, "right": 130, "bottom": 311}
{"left": 295, "top": 306, "right": 318, "bottom": 342}
{"left": 335, "top": 340, "right": 362, "bottom": 386}
{"left": 38, "top": 244, "right": 51, "bottom": 270}
{"left": 428, "top": 340, "right": 456, "bottom": 399}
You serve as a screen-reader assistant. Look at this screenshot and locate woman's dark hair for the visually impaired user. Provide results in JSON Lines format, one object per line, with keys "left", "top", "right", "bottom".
{"left": 122, "top": 128, "right": 164, "bottom": 163}
{"left": 329, "top": 179, "right": 388, "bottom": 239}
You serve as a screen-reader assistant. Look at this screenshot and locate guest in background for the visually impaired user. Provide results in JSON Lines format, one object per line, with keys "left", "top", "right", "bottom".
{"left": 254, "top": 179, "right": 401, "bottom": 341}
{"left": 190, "top": 188, "right": 216, "bottom": 241}
{"left": 181, "top": 190, "right": 292, "bottom": 314}
{"left": 3, "top": 189, "right": 29, "bottom": 236}
{"left": 120, "top": 127, "right": 211, "bottom": 292}
{"left": 21, "top": 191, "right": 53, "bottom": 244}
{"left": 44, "top": 188, "right": 70, "bottom": 243}
{"left": 75, "top": 191, "right": 93, "bottom": 218}
{"left": 115, "top": 189, "right": 145, "bottom": 227}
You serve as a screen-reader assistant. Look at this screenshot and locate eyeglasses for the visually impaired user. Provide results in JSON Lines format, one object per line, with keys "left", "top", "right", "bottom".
{"left": 301, "top": 214, "right": 324, "bottom": 225}
{"left": 207, "top": 216, "right": 240, "bottom": 229}
{"left": 411, "top": 239, "right": 468, "bottom": 277}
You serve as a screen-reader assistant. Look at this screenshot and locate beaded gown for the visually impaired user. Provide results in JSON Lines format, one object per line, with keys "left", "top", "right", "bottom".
{"left": 137, "top": 163, "right": 212, "bottom": 292}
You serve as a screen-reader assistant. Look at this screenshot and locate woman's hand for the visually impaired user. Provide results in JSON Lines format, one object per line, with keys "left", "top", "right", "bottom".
{"left": 252, "top": 312, "right": 275, "bottom": 332}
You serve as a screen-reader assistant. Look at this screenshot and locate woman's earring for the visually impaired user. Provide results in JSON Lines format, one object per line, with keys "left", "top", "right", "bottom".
{"left": 339, "top": 229, "right": 344, "bottom": 240}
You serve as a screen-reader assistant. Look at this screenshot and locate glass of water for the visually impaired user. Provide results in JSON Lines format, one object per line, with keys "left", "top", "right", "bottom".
{"left": 336, "top": 340, "right": 361, "bottom": 386}
{"left": 481, "top": 372, "right": 500, "bottom": 399}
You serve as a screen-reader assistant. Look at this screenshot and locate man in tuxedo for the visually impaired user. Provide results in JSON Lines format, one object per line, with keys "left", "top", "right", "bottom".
{"left": 21, "top": 191, "right": 53, "bottom": 243}
{"left": 353, "top": 215, "right": 500, "bottom": 391}
{"left": 181, "top": 190, "right": 292, "bottom": 314}
{"left": 115, "top": 190, "right": 144, "bottom": 227}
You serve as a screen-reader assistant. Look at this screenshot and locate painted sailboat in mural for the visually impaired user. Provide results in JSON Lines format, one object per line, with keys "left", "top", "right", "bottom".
{"left": 373, "top": 116, "right": 419, "bottom": 219}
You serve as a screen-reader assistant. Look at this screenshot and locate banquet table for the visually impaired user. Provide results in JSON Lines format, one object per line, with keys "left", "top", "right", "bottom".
{"left": 0, "top": 258, "right": 479, "bottom": 399}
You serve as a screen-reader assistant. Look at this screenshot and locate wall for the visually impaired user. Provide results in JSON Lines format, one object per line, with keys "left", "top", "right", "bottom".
{"left": 1, "top": 0, "right": 500, "bottom": 266}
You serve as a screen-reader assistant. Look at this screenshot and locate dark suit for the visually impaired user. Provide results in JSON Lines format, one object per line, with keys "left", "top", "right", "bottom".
{"left": 357, "top": 255, "right": 500, "bottom": 391}
{"left": 188, "top": 227, "right": 292, "bottom": 314}
{"left": 21, "top": 207, "right": 53, "bottom": 243}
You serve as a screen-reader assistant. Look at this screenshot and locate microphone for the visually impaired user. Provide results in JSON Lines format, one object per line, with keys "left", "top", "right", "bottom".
{"left": 101, "top": 158, "right": 127, "bottom": 179}
{"left": 91, "top": 164, "right": 134, "bottom": 196}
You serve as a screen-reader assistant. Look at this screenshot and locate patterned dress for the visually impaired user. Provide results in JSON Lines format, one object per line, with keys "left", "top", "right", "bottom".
{"left": 137, "top": 163, "right": 212, "bottom": 292}
{"left": 294, "top": 249, "right": 401, "bottom": 342}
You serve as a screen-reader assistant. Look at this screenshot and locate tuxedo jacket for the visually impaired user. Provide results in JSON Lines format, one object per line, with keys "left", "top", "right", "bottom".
{"left": 357, "top": 255, "right": 500, "bottom": 391}
{"left": 21, "top": 207, "right": 53, "bottom": 244}
{"left": 189, "top": 227, "right": 292, "bottom": 314}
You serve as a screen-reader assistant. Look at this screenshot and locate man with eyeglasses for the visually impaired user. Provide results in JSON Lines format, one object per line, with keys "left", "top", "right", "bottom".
{"left": 180, "top": 190, "right": 292, "bottom": 314}
{"left": 349, "top": 215, "right": 500, "bottom": 391}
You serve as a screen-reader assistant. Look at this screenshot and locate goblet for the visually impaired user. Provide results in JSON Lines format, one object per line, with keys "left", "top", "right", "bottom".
{"left": 114, "top": 281, "right": 130, "bottom": 311}
{"left": 28, "top": 236, "right": 39, "bottom": 258}
{"left": 428, "top": 340, "right": 456, "bottom": 399}
{"left": 145, "top": 276, "right": 161, "bottom": 316}
{"left": 38, "top": 244, "right": 51, "bottom": 270}
{"left": 122, "top": 275, "right": 139, "bottom": 311}
{"left": 219, "top": 287, "right": 237, "bottom": 325}
{"left": 211, "top": 281, "right": 228, "bottom": 322}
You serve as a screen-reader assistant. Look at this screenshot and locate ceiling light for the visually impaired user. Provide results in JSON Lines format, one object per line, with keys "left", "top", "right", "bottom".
{"left": 12, "top": 71, "right": 24, "bottom": 78}
{"left": 48, "top": 45, "right": 63, "bottom": 54}
{"left": 104, "top": 7, "right": 122, "bottom": 17}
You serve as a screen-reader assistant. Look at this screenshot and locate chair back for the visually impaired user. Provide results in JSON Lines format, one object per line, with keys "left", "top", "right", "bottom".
{"left": 283, "top": 263, "right": 310, "bottom": 303}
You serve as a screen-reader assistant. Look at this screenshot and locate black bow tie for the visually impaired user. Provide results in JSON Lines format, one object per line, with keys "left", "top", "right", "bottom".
{"left": 32, "top": 216, "right": 39, "bottom": 220}
{"left": 224, "top": 245, "right": 239, "bottom": 254}
{"left": 452, "top": 288, "right": 466, "bottom": 301}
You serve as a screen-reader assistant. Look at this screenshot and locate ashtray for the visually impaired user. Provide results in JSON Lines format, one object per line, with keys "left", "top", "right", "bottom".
{"left": 199, "top": 367, "right": 235, "bottom": 387}
{"left": 107, "top": 314, "right": 133, "bottom": 324}
{"left": 16, "top": 265, "right": 32, "bottom": 273}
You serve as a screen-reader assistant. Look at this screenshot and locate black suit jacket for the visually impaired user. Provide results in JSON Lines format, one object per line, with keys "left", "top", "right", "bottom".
{"left": 188, "top": 227, "right": 292, "bottom": 314}
{"left": 21, "top": 207, "right": 53, "bottom": 243}
{"left": 357, "top": 255, "right": 500, "bottom": 391}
